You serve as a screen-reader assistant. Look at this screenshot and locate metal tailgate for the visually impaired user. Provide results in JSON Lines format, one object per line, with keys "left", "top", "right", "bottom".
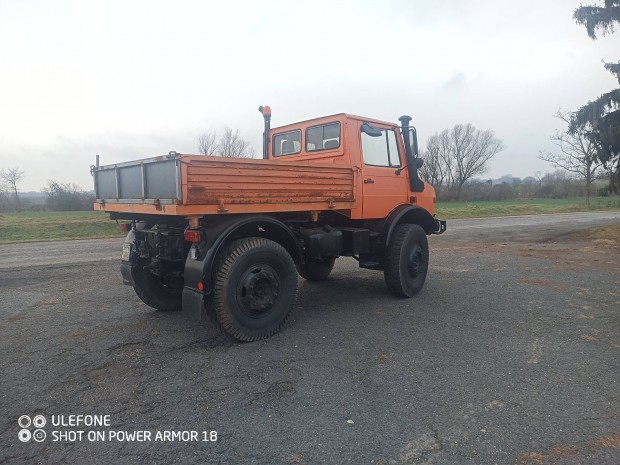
{"left": 93, "top": 153, "right": 182, "bottom": 204}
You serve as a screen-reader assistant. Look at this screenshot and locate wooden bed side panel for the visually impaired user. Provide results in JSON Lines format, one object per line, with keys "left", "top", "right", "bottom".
{"left": 182, "top": 156, "right": 357, "bottom": 207}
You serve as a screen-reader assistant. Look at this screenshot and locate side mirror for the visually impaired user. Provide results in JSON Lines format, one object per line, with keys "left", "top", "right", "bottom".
{"left": 361, "top": 122, "right": 383, "bottom": 137}
{"left": 414, "top": 158, "right": 423, "bottom": 169}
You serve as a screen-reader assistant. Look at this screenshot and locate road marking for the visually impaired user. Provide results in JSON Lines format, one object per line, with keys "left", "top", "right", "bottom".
{"left": 527, "top": 338, "right": 542, "bottom": 364}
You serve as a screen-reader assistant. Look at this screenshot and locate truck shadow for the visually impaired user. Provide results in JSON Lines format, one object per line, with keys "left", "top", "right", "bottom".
{"left": 297, "top": 273, "right": 390, "bottom": 309}
{"left": 120, "top": 267, "right": 409, "bottom": 350}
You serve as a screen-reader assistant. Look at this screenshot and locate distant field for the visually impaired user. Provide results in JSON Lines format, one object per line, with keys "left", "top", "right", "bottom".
{"left": 0, "top": 197, "right": 619, "bottom": 243}
{"left": 0, "top": 211, "right": 123, "bottom": 243}
{"left": 436, "top": 196, "right": 620, "bottom": 219}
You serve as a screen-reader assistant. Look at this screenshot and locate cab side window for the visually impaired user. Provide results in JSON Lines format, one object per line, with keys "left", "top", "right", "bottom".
{"left": 361, "top": 129, "right": 401, "bottom": 167}
{"left": 306, "top": 122, "right": 341, "bottom": 152}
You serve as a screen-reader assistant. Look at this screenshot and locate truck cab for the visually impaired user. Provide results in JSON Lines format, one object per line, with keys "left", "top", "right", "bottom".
{"left": 265, "top": 112, "right": 437, "bottom": 220}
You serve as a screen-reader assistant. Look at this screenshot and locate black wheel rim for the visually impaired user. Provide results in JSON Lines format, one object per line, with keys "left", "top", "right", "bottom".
{"left": 407, "top": 245, "right": 425, "bottom": 279}
{"left": 236, "top": 264, "right": 280, "bottom": 317}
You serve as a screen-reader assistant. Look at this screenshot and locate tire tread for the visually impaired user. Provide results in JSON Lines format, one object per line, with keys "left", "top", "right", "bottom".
{"left": 211, "top": 237, "right": 298, "bottom": 341}
{"left": 384, "top": 224, "right": 428, "bottom": 298}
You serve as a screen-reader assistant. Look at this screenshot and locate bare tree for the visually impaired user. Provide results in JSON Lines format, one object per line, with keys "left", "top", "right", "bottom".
{"left": 424, "top": 124, "right": 503, "bottom": 199}
{"left": 197, "top": 127, "right": 255, "bottom": 158}
{"left": 218, "top": 127, "right": 254, "bottom": 158}
{"left": 0, "top": 182, "right": 9, "bottom": 212}
{"left": 421, "top": 133, "right": 449, "bottom": 197}
{"left": 450, "top": 124, "right": 504, "bottom": 199}
{"left": 420, "top": 144, "right": 442, "bottom": 192}
{"left": 538, "top": 110, "right": 602, "bottom": 206}
{"left": 198, "top": 131, "right": 218, "bottom": 156}
{"left": 0, "top": 167, "right": 25, "bottom": 210}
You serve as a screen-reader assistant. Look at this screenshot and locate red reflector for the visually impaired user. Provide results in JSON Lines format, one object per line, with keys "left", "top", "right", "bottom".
{"left": 197, "top": 282, "right": 204, "bottom": 292}
{"left": 184, "top": 229, "right": 201, "bottom": 243}
{"left": 118, "top": 223, "right": 130, "bottom": 232}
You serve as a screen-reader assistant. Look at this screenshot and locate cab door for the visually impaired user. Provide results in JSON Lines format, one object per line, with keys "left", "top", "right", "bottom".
{"left": 360, "top": 125, "right": 408, "bottom": 218}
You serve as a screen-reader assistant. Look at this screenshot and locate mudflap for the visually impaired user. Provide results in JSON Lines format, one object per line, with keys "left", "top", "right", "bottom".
{"left": 182, "top": 287, "right": 207, "bottom": 322}
{"left": 120, "top": 263, "right": 135, "bottom": 286}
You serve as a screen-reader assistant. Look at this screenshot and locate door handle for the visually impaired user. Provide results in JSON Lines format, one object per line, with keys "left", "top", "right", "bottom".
{"left": 364, "top": 178, "right": 375, "bottom": 184}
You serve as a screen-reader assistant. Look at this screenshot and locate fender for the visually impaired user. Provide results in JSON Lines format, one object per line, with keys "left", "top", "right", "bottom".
{"left": 182, "top": 215, "right": 303, "bottom": 321}
{"left": 380, "top": 204, "right": 441, "bottom": 245}
{"left": 358, "top": 205, "right": 442, "bottom": 271}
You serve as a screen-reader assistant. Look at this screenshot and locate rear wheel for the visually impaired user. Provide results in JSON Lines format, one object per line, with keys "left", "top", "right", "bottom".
{"left": 132, "top": 265, "right": 183, "bottom": 312}
{"left": 210, "top": 237, "right": 298, "bottom": 341}
{"left": 296, "top": 257, "right": 336, "bottom": 281}
{"left": 384, "top": 224, "right": 429, "bottom": 298}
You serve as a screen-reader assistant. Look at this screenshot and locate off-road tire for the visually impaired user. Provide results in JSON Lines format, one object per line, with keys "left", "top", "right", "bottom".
{"left": 210, "top": 237, "right": 298, "bottom": 342}
{"left": 384, "top": 224, "right": 429, "bottom": 298}
{"left": 296, "top": 257, "right": 336, "bottom": 281}
{"left": 132, "top": 265, "right": 183, "bottom": 312}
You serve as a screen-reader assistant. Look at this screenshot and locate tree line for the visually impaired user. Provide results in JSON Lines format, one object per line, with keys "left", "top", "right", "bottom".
{"left": 0, "top": 172, "right": 95, "bottom": 212}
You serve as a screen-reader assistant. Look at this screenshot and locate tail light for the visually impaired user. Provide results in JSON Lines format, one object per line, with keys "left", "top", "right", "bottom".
{"left": 184, "top": 229, "right": 201, "bottom": 243}
{"left": 118, "top": 223, "right": 131, "bottom": 232}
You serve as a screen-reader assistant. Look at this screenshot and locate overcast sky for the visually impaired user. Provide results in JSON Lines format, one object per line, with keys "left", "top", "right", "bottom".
{"left": 1, "top": 0, "right": 619, "bottom": 191}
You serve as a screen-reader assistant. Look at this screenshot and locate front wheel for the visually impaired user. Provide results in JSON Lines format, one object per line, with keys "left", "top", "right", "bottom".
{"left": 384, "top": 224, "right": 429, "bottom": 298}
{"left": 210, "top": 237, "right": 298, "bottom": 341}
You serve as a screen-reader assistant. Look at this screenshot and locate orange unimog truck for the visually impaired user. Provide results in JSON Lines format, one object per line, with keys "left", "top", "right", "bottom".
{"left": 92, "top": 107, "right": 446, "bottom": 341}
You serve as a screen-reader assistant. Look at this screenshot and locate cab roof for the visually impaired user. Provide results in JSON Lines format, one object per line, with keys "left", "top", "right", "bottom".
{"left": 271, "top": 113, "right": 399, "bottom": 132}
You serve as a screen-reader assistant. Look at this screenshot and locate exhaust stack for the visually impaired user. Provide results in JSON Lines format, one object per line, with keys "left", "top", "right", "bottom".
{"left": 398, "top": 115, "right": 425, "bottom": 192}
{"left": 258, "top": 106, "right": 271, "bottom": 159}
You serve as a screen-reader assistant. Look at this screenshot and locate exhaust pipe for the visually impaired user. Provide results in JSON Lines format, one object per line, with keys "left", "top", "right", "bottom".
{"left": 398, "top": 115, "right": 425, "bottom": 193}
{"left": 258, "top": 106, "right": 271, "bottom": 159}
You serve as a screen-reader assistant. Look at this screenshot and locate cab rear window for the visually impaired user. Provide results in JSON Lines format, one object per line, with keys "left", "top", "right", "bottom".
{"left": 273, "top": 130, "right": 301, "bottom": 156}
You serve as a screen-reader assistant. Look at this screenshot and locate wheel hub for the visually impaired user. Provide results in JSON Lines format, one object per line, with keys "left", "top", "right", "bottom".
{"left": 407, "top": 245, "right": 424, "bottom": 278}
{"left": 237, "top": 266, "right": 280, "bottom": 316}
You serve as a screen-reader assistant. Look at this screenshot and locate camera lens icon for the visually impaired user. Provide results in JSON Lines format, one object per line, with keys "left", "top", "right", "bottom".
{"left": 33, "top": 429, "right": 46, "bottom": 443}
{"left": 18, "top": 429, "right": 31, "bottom": 443}
{"left": 18, "top": 415, "right": 31, "bottom": 429}
{"left": 33, "top": 415, "right": 46, "bottom": 428}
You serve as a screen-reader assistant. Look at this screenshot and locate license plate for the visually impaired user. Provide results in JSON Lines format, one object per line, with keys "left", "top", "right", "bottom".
{"left": 121, "top": 243, "right": 132, "bottom": 261}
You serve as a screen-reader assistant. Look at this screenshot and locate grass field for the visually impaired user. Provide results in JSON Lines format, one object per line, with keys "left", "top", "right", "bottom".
{"left": 0, "top": 196, "right": 619, "bottom": 243}
{"left": 0, "top": 211, "right": 123, "bottom": 243}
{"left": 436, "top": 196, "right": 620, "bottom": 219}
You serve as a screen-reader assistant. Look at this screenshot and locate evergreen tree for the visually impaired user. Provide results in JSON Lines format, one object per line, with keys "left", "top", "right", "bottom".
{"left": 571, "top": 1, "right": 620, "bottom": 192}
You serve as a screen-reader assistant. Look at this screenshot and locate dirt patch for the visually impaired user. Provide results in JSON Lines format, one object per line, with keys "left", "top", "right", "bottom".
{"left": 515, "top": 431, "right": 620, "bottom": 464}
{"left": 287, "top": 453, "right": 307, "bottom": 464}
{"left": 594, "top": 432, "right": 620, "bottom": 448}
{"left": 436, "top": 219, "right": 620, "bottom": 277}
{"left": 516, "top": 278, "right": 566, "bottom": 291}
{"left": 541, "top": 223, "right": 620, "bottom": 246}
{"left": 591, "top": 224, "right": 620, "bottom": 243}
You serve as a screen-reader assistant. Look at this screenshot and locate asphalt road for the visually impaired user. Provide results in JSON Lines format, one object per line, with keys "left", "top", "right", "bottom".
{"left": 1, "top": 211, "right": 619, "bottom": 464}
